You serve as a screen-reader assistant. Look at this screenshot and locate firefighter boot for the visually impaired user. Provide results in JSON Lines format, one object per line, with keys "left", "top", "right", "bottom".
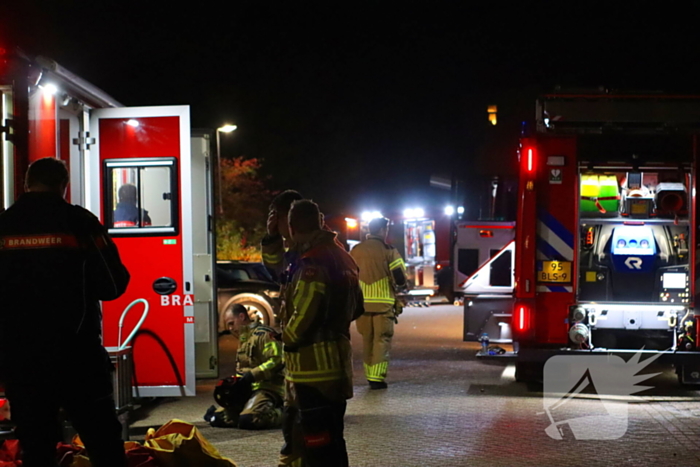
{"left": 368, "top": 381, "right": 388, "bottom": 390}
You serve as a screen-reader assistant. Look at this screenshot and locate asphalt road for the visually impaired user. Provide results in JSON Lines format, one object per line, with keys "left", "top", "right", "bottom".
{"left": 130, "top": 304, "right": 700, "bottom": 467}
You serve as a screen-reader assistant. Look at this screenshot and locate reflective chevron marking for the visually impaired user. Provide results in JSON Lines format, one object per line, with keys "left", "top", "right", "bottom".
{"left": 537, "top": 210, "right": 574, "bottom": 293}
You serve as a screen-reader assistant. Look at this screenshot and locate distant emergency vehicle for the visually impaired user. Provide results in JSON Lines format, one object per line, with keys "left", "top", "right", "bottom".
{"left": 345, "top": 208, "right": 451, "bottom": 304}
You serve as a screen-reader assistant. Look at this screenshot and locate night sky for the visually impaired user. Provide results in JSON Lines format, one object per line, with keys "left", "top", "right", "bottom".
{"left": 4, "top": 2, "right": 700, "bottom": 217}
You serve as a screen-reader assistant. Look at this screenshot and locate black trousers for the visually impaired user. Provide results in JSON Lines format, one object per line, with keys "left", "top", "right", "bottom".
{"left": 4, "top": 348, "right": 126, "bottom": 467}
{"left": 280, "top": 385, "right": 348, "bottom": 467}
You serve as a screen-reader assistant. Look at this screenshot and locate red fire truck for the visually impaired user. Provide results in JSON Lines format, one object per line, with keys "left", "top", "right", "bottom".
{"left": 512, "top": 91, "right": 700, "bottom": 384}
{"left": 0, "top": 46, "right": 218, "bottom": 397}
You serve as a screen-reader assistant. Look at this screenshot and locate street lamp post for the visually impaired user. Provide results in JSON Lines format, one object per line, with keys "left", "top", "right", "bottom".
{"left": 215, "top": 124, "right": 237, "bottom": 214}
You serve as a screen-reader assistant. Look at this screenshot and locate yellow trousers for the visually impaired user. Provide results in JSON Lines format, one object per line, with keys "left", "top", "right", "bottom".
{"left": 355, "top": 311, "right": 394, "bottom": 382}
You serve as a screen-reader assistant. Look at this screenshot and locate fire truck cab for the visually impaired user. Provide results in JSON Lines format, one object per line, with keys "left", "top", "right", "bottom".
{"left": 514, "top": 91, "right": 700, "bottom": 384}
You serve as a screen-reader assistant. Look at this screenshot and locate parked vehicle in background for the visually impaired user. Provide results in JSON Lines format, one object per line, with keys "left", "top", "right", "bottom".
{"left": 343, "top": 209, "right": 451, "bottom": 305}
{"left": 216, "top": 261, "right": 279, "bottom": 332}
{"left": 458, "top": 220, "right": 516, "bottom": 344}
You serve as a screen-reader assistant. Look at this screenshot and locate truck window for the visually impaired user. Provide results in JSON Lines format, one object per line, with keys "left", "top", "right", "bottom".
{"left": 458, "top": 249, "right": 479, "bottom": 277}
{"left": 489, "top": 250, "right": 512, "bottom": 287}
{"left": 104, "top": 158, "right": 178, "bottom": 236}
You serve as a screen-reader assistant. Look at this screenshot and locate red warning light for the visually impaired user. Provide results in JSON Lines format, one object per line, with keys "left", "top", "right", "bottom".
{"left": 516, "top": 304, "right": 529, "bottom": 332}
{"left": 479, "top": 230, "right": 494, "bottom": 238}
{"left": 525, "top": 148, "right": 535, "bottom": 173}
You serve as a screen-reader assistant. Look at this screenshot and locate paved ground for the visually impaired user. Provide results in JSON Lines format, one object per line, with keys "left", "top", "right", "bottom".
{"left": 129, "top": 304, "right": 700, "bottom": 467}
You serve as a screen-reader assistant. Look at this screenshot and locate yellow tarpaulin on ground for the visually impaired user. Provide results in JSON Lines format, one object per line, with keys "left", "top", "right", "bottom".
{"left": 68, "top": 419, "right": 237, "bottom": 467}
{"left": 144, "top": 419, "right": 237, "bottom": 467}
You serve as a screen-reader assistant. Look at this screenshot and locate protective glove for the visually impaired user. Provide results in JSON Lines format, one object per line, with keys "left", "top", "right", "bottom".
{"left": 394, "top": 300, "right": 404, "bottom": 317}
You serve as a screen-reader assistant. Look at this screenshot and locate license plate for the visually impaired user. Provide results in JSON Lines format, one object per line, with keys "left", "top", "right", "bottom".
{"left": 538, "top": 261, "right": 572, "bottom": 283}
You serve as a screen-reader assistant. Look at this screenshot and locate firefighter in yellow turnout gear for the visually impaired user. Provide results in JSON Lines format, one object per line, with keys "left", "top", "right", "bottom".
{"left": 208, "top": 305, "right": 284, "bottom": 429}
{"left": 351, "top": 217, "right": 407, "bottom": 389}
{"left": 279, "top": 200, "right": 363, "bottom": 467}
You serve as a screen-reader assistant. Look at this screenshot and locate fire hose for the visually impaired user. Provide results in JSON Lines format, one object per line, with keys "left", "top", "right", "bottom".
{"left": 117, "top": 298, "right": 150, "bottom": 350}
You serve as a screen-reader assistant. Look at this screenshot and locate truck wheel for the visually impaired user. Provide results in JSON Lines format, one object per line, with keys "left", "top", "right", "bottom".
{"left": 220, "top": 293, "right": 274, "bottom": 330}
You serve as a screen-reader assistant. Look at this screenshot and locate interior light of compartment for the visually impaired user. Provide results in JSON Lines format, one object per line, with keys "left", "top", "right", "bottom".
{"left": 42, "top": 83, "right": 58, "bottom": 95}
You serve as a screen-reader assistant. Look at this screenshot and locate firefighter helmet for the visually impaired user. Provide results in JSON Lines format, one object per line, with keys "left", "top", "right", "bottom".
{"left": 214, "top": 374, "right": 251, "bottom": 409}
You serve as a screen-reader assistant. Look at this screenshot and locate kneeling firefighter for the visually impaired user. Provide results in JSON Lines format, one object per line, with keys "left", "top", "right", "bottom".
{"left": 205, "top": 305, "right": 284, "bottom": 430}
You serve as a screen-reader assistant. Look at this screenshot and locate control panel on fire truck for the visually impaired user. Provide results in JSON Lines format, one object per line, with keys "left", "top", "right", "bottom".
{"left": 657, "top": 266, "right": 690, "bottom": 304}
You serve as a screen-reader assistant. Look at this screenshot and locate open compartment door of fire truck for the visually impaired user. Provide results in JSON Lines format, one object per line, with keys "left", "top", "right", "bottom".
{"left": 88, "top": 105, "right": 211, "bottom": 396}
{"left": 403, "top": 217, "right": 437, "bottom": 303}
{"left": 190, "top": 130, "right": 218, "bottom": 379}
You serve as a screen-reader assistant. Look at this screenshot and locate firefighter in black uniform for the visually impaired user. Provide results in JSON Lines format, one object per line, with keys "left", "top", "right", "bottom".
{"left": 0, "top": 158, "right": 130, "bottom": 467}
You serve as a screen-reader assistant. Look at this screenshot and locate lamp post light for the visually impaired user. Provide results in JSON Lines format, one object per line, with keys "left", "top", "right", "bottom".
{"left": 216, "top": 124, "right": 237, "bottom": 214}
